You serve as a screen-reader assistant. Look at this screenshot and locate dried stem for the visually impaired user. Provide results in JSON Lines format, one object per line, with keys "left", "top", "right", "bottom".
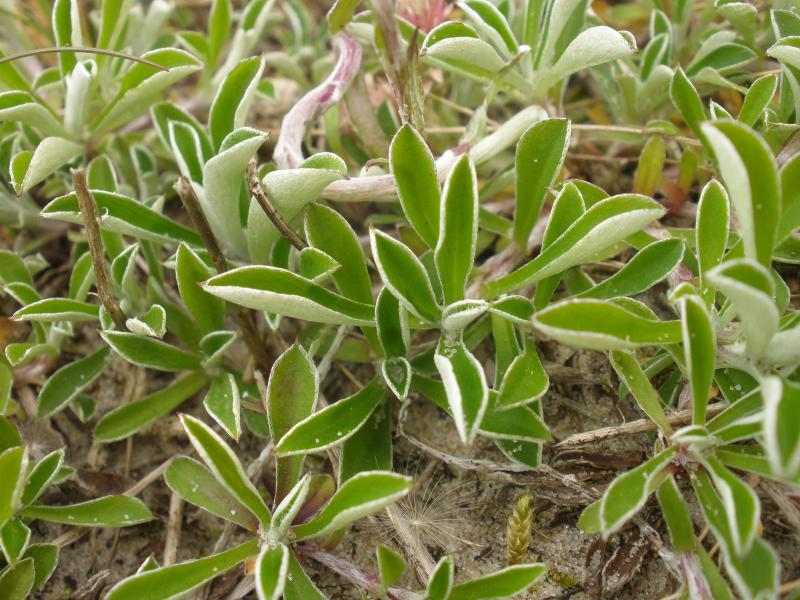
{"left": 0, "top": 47, "right": 169, "bottom": 70}
{"left": 173, "top": 176, "right": 272, "bottom": 373}
{"left": 246, "top": 160, "right": 305, "bottom": 251}
{"left": 163, "top": 492, "right": 183, "bottom": 566}
{"left": 71, "top": 168, "right": 127, "bottom": 329}
{"left": 553, "top": 402, "right": 727, "bottom": 449}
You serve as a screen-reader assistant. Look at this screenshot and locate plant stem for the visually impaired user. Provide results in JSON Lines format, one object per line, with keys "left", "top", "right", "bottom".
{"left": 0, "top": 47, "right": 169, "bottom": 70}
{"left": 174, "top": 176, "right": 272, "bottom": 373}
{"left": 553, "top": 402, "right": 727, "bottom": 449}
{"left": 71, "top": 168, "right": 127, "bottom": 329}
{"left": 246, "top": 160, "right": 306, "bottom": 251}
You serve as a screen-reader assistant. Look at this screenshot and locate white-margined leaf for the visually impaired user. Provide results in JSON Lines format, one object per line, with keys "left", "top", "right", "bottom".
{"left": 11, "top": 137, "right": 82, "bottom": 195}
{"left": 482, "top": 195, "right": 666, "bottom": 298}
{"left": 680, "top": 294, "right": 716, "bottom": 425}
{"left": 291, "top": 471, "right": 412, "bottom": 541}
{"left": 208, "top": 56, "right": 265, "bottom": 150}
{"left": 434, "top": 335, "right": 488, "bottom": 444}
{"left": 0, "top": 91, "right": 68, "bottom": 138}
{"left": 762, "top": 377, "right": 800, "bottom": 481}
{"left": 202, "top": 266, "right": 375, "bottom": 326}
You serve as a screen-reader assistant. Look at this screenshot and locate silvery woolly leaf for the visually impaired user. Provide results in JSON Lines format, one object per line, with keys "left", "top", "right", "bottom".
{"left": 200, "top": 127, "right": 267, "bottom": 258}
{"left": 458, "top": 0, "right": 518, "bottom": 57}
{"left": 267, "top": 344, "right": 318, "bottom": 502}
{"left": 203, "top": 372, "right": 241, "bottom": 440}
{"left": 389, "top": 124, "right": 440, "bottom": 249}
{"left": 534, "top": 27, "right": 637, "bottom": 94}
{"left": 370, "top": 229, "right": 441, "bottom": 323}
{"left": 0, "top": 91, "right": 69, "bottom": 138}
{"left": 422, "top": 36, "right": 531, "bottom": 90}
{"left": 12, "top": 298, "right": 98, "bottom": 322}
{"left": 105, "top": 539, "right": 259, "bottom": 600}
{"left": 533, "top": 298, "right": 682, "bottom": 351}
{"left": 126, "top": 304, "right": 167, "bottom": 338}
{"left": 598, "top": 447, "right": 676, "bottom": 536}
{"left": 700, "top": 120, "right": 780, "bottom": 267}
{"left": 707, "top": 259, "right": 778, "bottom": 356}
{"left": 762, "top": 377, "right": 800, "bottom": 481}
{"left": 513, "top": 118, "right": 571, "bottom": 246}
{"left": 202, "top": 266, "right": 375, "bottom": 326}
{"left": 42, "top": 190, "right": 202, "bottom": 246}
{"left": 247, "top": 157, "right": 345, "bottom": 263}
{"left": 180, "top": 414, "right": 271, "bottom": 526}
{"left": 435, "top": 154, "right": 478, "bottom": 304}
{"left": 208, "top": 56, "right": 265, "bottom": 150}
{"left": 482, "top": 195, "right": 666, "bottom": 298}
{"left": 680, "top": 295, "right": 715, "bottom": 425}
{"left": 274, "top": 378, "right": 384, "bottom": 456}
{"left": 92, "top": 49, "right": 202, "bottom": 134}
{"left": 291, "top": 471, "right": 412, "bottom": 541}
{"left": 256, "top": 543, "right": 289, "bottom": 600}
{"left": 11, "top": 137, "right": 82, "bottom": 195}
{"left": 434, "top": 335, "right": 488, "bottom": 445}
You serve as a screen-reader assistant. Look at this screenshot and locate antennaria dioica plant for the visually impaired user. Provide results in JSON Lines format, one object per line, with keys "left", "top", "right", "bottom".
{"left": 0, "top": 0, "right": 799, "bottom": 598}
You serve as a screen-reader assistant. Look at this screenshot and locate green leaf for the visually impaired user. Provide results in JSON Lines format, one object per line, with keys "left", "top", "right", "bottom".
{"left": 609, "top": 351, "right": 671, "bottom": 435}
{"left": 275, "top": 378, "right": 384, "bottom": 456}
{"left": 700, "top": 120, "right": 780, "bottom": 267}
{"left": 670, "top": 67, "right": 706, "bottom": 137}
{"left": 495, "top": 339, "right": 548, "bottom": 410}
{"left": 164, "top": 457, "right": 257, "bottom": 532}
{"left": 267, "top": 344, "right": 318, "bottom": 503}
{"left": 0, "top": 91, "right": 68, "bottom": 138}
{"left": 105, "top": 539, "right": 259, "bottom": 600}
{"left": 533, "top": 298, "right": 682, "bottom": 350}
{"left": 708, "top": 259, "right": 777, "bottom": 356}
{"left": 291, "top": 471, "right": 411, "bottom": 541}
{"left": 20, "top": 496, "right": 152, "bottom": 527}
{"left": 328, "top": 0, "right": 359, "bottom": 32}
{"left": 480, "top": 402, "right": 551, "bottom": 443}
{"left": 425, "top": 556, "right": 454, "bottom": 600}
{"left": 1, "top": 518, "right": 30, "bottom": 564}
{"left": 203, "top": 266, "right": 375, "bottom": 326}
{"left": 256, "top": 543, "right": 289, "bottom": 600}
{"left": 449, "top": 564, "right": 547, "bottom": 600}
{"left": 0, "top": 418, "right": 21, "bottom": 454}
{"left": 208, "top": 56, "right": 264, "bottom": 150}
{"left": 42, "top": 190, "right": 202, "bottom": 246}
{"left": 284, "top": 550, "right": 327, "bottom": 600}
{"left": 175, "top": 243, "right": 224, "bottom": 335}
{"left": 762, "top": 377, "right": 800, "bottom": 480}
{"left": 36, "top": 347, "right": 110, "bottom": 418}
{"left": 738, "top": 73, "right": 777, "bottom": 126}
{"left": 25, "top": 544, "right": 58, "bottom": 591}
{"left": 370, "top": 229, "right": 440, "bottom": 323}
{"left": 269, "top": 474, "right": 312, "bottom": 542}
{"left": 435, "top": 155, "right": 478, "bottom": 304}
{"left": 703, "top": 456, "right": 759, "bottom": 556}
{"left": 513, "top": 118, "right": 570, "bottom": 246}
{"left": 390, "top": 125, "right": 441, "bottom": 248}
{"left": 305, "top": 203, "right": 373, "bottom": 305}
{"left": 655, "top": 475, "right": 694, "bottom": 552}
{"left": 94, "top": 372, "right": 208, "bottom": 442}
{"left": 101, "top": 331, "right": 202, "bottom": 372}
{"left": 12, "top": 298, "right": 98, "bottom": 322}
{"left": 680, "top": 295, "right": 715, "bottom": 425}
{"left": 575, "top": 238, "right": 684, "bottom": 300}
{"left": 0, "top": 447, "right": 27, "bottom": 530}
{"left": 12, "top": 137, "right": 82, "bottom": 195}
{"left": 21, "top": 449, "right": 65, "bottom": 507}
{"left": 434, "top": 335, "right": 488, "bottom": 444}
{"left": 376, "top": 544, "right": 406, "bottom": 589}
{"left": 339, "top": 397, "right": 393, "bottom": 481}
{"left": 598, "top": 447, "right": 676, "bottom": 536}
{"left": 0, "top": 557, "right": 34, "bottom": 600}
{"left": 375, "top": 288, "right": 409, "bottom": 358}
{"left": 482, "top": 195, "right": 666, "bottom": 298}
{"left": 204, "top": 372, "right": 241, "bottom": 440}
{"left": 208, "top": 0, "right": 232, "bottom": 66}
{"left": 202, "top": 128, "right": 267, "bottom": 258}
{"left": 180, "top": 414, "right": 271, "bottom": 526}
{"left": 93, "top": 48, "right": 202, "bottom": 134}
{"left": 696, "top": 180, "right": 730, "bottom": 303}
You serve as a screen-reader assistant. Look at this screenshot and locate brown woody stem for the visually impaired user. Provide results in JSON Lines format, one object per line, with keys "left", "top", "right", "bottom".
{"left": 173, "top": 176, "right": 272, "bottom": 373}
{"left": 71, "top": 168, "right": 127, "bottom": 329}
{"left": 246, "top": 160, "right": 306, "bottom": 251}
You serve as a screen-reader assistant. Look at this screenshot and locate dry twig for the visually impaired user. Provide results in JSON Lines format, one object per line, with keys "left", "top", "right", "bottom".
{"left": 246, "top": 160, "right": 306, "bottom": 251}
